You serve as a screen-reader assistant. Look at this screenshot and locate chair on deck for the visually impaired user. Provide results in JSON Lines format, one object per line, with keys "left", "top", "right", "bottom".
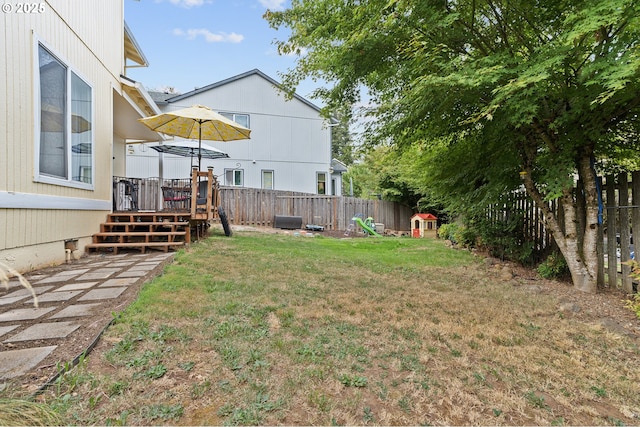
{"left": 162, "top": 186, "right": 189, "bottom": 210}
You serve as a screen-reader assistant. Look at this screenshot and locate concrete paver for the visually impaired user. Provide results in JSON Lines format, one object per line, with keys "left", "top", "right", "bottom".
{"left": 0, "top": 251, "right": 175, "bottom": 386}
{"left": 5, "top": 321, "right": 80, "bottom": 342}
{"left": 78, "top": 287, "right": 127, "bottom": 301}
{"left": 1, "top": 286, "right": 54, "bottom": 300}
{"left": 100, "top": 278, "right": 137, "bottom": 288}
{"left": 76, "top": 268, "right": 121, "bottom": 281}
{"left": 51, "top": 303, "right": 102, "bottom": 319}
{"left": 0, "top": 325, "right": 19, "bottom": 338}
{"left": 0, "top": 307, "right": 58, "bottom": 322}
{"left": 0, "top": 346, "right": 57, "bottom": 380}
{"left": 34, "top": 271, "right": 89, "bottom": 284}
{"left": 116, "top": 270, "right": 152, "bottom": 278}
{"left": 29, "top": 290, "right": 83, "bottom": 304}
{"left": 56, "top": 282, "right": 99, "bottom": 292}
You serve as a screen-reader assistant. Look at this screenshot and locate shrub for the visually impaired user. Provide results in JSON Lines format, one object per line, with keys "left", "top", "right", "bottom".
{"left": 456, "top": 227, "right": 479, "bottom": 248}
{"left": 437, "top": 223, "right": 459, "bottom": 242}
{"left": 623, "top": 260, "right": 640, "bottom": 319}
{"left": 537, "top": 252, "right": 570, "bottom": 279}
{"left": 471, "top": 214, "right": 536, "bottom": 264}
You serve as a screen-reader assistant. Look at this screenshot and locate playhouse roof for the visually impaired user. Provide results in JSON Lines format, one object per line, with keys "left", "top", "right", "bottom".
{"left": 412, "top": 213, "right": 437, "bottom": 220}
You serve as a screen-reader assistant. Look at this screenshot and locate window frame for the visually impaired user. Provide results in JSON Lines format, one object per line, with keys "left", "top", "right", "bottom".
{"left": 34, "top": 38, "right": 95, "bottom": 190}
{"left": 225, "top": 168, "right": 244, "bottom": 187}
{"left": 219, "top": 111, "right": 250, "bottom": 129}
{"left": 316, "top": 172, "right": 327, "bottom": 195}
{"left": 261, "top": 170, "right": 274, "bottom": 190}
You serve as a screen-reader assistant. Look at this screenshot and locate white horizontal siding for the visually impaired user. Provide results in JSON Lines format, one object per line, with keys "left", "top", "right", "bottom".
{"left": 1, "top": 1, "right": 124, "bottom": 270}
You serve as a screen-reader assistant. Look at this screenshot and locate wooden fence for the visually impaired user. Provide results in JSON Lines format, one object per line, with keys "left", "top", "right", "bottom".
{"left": 603, "top": 171, "right": 640, "bottom": 292}
{"left": 218, "top": 187, "right": 413, "bottom": 232}
{"left": 113, "top": 177, "right": 413, "bottom": 233}
{"left": 486, "top": 171, "right": 639, "bottom": 292}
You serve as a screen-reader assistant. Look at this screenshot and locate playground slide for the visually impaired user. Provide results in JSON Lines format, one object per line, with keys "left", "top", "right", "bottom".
{"left": 353, "top": 217, "right": 382, "bottom": 237}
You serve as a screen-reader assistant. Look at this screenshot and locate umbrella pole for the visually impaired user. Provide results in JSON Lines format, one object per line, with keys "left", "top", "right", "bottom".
{"left": 198, "top": 121, "right": 202, "bottom": 171}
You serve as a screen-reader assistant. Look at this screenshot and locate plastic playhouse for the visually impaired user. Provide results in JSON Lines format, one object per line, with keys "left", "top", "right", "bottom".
{"left": 411, "top": 213, "right": 438, "bottom": 238}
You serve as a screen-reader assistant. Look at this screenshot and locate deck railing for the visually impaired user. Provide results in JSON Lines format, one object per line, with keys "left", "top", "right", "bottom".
{"left": 113, "top": 167, "right": 218, "bottom": 219}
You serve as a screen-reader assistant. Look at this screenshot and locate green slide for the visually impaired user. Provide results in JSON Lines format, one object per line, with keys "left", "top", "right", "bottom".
{"left": 353, "top": 216, "right": 382, "bottom": 237}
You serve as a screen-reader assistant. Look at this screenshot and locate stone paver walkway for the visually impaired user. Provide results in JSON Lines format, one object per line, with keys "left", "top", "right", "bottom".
{"left": 0, "top": 252, "right": 174, "bottom": 389}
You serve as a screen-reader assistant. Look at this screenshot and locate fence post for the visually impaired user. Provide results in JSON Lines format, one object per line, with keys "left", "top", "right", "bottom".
{"left": 596, "top": 177, "right": 605, "bottom": 288}
{"left": 619, "top": 173, "right": 632, "bottom": 292}
{"left": 606, "top": 175, "right": 618, "bottom": 288}
{"left": 633, "top": 171, "right": 640, "bottom": 292}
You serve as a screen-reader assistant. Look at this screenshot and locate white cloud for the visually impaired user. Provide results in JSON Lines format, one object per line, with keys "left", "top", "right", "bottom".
{"left": 258, "top": 0, "right": 286, "bottom": 11}
{"left": 173, "top": 28, "right": 244, "bottom": 43}
{"left": 167, "top": 0, "right": 212, "bottom": 8}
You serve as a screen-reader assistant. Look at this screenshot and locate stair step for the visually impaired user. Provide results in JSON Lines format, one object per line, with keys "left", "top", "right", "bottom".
{"left": 88, "top": 211, "right": 193, "bottom": 253}
{"left": 93, "top": 231, "right": 186, "bottom": 237}
{"left": 85, "top": 241, "right": 185, "bottom": 254}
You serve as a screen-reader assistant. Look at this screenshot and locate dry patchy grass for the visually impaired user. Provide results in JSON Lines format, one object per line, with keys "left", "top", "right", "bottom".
{"left": 26, "top": 231, "right": 640, "bottom": 425}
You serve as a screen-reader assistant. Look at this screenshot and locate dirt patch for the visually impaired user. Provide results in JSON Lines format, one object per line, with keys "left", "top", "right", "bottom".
{"left": 482, "top": 257, "right": 640, "bottom": 339}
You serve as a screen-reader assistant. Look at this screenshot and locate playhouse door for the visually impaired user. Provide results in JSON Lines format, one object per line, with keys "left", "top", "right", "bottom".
{"left": 412, "top": 228, "right": 421, "bottom": 238}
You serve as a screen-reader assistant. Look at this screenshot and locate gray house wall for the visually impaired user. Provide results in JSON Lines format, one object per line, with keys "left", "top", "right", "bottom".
{"left": 126, "top": 69, "right": 341, "bottom": 195}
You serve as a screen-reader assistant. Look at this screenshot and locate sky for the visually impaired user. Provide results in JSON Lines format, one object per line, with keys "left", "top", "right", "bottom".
{"left": 124, "top": 0, "right": 321, "bottom": 101}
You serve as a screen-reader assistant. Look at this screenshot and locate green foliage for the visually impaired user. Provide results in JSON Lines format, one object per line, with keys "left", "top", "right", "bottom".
{"left": 437, "top": 223, "right": 459, "bottom": 242}
{"left": 344, "top": 146, "right": 425, "bottom": 206}
{"left": 624, "top": 260, "right": 640, "bottom": 319}
{"left": 339, "top": 373, "right": 368, "bottom": 387}
{"left": 524, "top": 391, "right": 550, "bottom": 410}
{"left": 538, "top": 252, "right": 570, "bottom": 279}
{"left": 624, "top": 294, "right": 640, "bottom": 319}
{"left": 142, "top": 364, "right": 167, "bottom": 380}
{"left": 471, "top": 215, "right": 536, "bottom": 264}
{"left": 265, "top": 0, "right": 640, "bottom": 290}
{"left": 143, "top": 404, "right": 183, "bottom": 421}
{"left": 330, "top": 107, "right": 356, "bottom": 166}
{"left": 437, "top": 223, "right": 477, "bottom": 248}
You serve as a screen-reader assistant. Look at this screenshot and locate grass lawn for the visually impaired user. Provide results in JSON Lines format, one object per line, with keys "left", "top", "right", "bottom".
{"left": 16, "top": 230, "right": 640, "bottom": 425}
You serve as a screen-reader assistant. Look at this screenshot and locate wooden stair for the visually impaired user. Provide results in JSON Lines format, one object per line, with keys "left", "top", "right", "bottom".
{"left": 86, "top": 213, "right": 191, "bottom": 254}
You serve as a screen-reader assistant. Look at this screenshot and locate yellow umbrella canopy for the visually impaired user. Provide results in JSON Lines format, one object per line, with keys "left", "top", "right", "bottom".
{"left": 138, "top": 104, "right": 251, "bottom": 170}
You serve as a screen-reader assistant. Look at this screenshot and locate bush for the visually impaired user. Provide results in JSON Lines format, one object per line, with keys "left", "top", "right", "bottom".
{"left": 437, "top": 223, "right": 459, "bottom": 242}
{"left": 537, "top": 252, "right": 569, "bottom": 279}
{"left": 437, "top": 223, "right": 477, "bottom": 248}
{"left": 471, "top": 214, "right": 536, "bottom": 264}
{"left": 623, "top": 260, "right": 640, "bottom": 319}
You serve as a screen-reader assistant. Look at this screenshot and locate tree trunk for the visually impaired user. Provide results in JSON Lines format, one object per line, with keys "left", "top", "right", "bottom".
{"left": 520, "top": 151, "right": 600, "bottom": 293}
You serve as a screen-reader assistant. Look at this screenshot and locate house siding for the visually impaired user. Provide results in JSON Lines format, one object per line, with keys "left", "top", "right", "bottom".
{"left": 128, "top": 72, "right": 335, "bottom": 194}
{"left": 1, "top": 0, "right": 124, "bottom": 272}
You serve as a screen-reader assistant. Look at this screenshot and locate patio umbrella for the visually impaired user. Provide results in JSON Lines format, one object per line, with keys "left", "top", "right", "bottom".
{"left": 138, "top": 104, "right": 251, "bottom": 170}
{"left": 150, "top": 140, "right": 229, "bottom": 163}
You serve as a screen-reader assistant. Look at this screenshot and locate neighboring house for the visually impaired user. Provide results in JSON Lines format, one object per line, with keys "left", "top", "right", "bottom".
{"left": 0, "top": 1, "right": 160, "bottom": 272}
{"left": 126, "top": 69, "right": 343, "bottom": 195}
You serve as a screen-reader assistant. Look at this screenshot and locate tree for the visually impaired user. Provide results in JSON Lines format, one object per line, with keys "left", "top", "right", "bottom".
{"left": 351, "top": 145, "right": 425, "bottom": 206}
{"left": 330, "top": 108, "right": 356, "bottom": 166}
{"left": 266, "top": 0, "right": 640, "bottom": 293}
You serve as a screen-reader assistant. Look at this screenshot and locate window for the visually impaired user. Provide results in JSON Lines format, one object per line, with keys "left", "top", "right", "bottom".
{"left": 219, "top": 112, "right": 250, "bottom": 129}
{"left": 225, "top": 169, "right": 244, "bottom": 186}
{"left": 317, "top": 172, "right": 327, "bottom": 195}
{"left": 38, "top": 43, "right": 93, "bottom": 186}
{"left": 262, "top": 170, "right": 274, "bottom": 190}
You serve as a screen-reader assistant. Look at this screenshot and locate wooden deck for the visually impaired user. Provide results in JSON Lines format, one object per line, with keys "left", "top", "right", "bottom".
{"left": 93, "top": 168, "right": 221, "bottom": 253}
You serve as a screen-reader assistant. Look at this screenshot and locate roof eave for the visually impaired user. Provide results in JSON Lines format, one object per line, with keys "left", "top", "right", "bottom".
{"left": 124, "top": 21, "right": 149, "bottom": 68}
